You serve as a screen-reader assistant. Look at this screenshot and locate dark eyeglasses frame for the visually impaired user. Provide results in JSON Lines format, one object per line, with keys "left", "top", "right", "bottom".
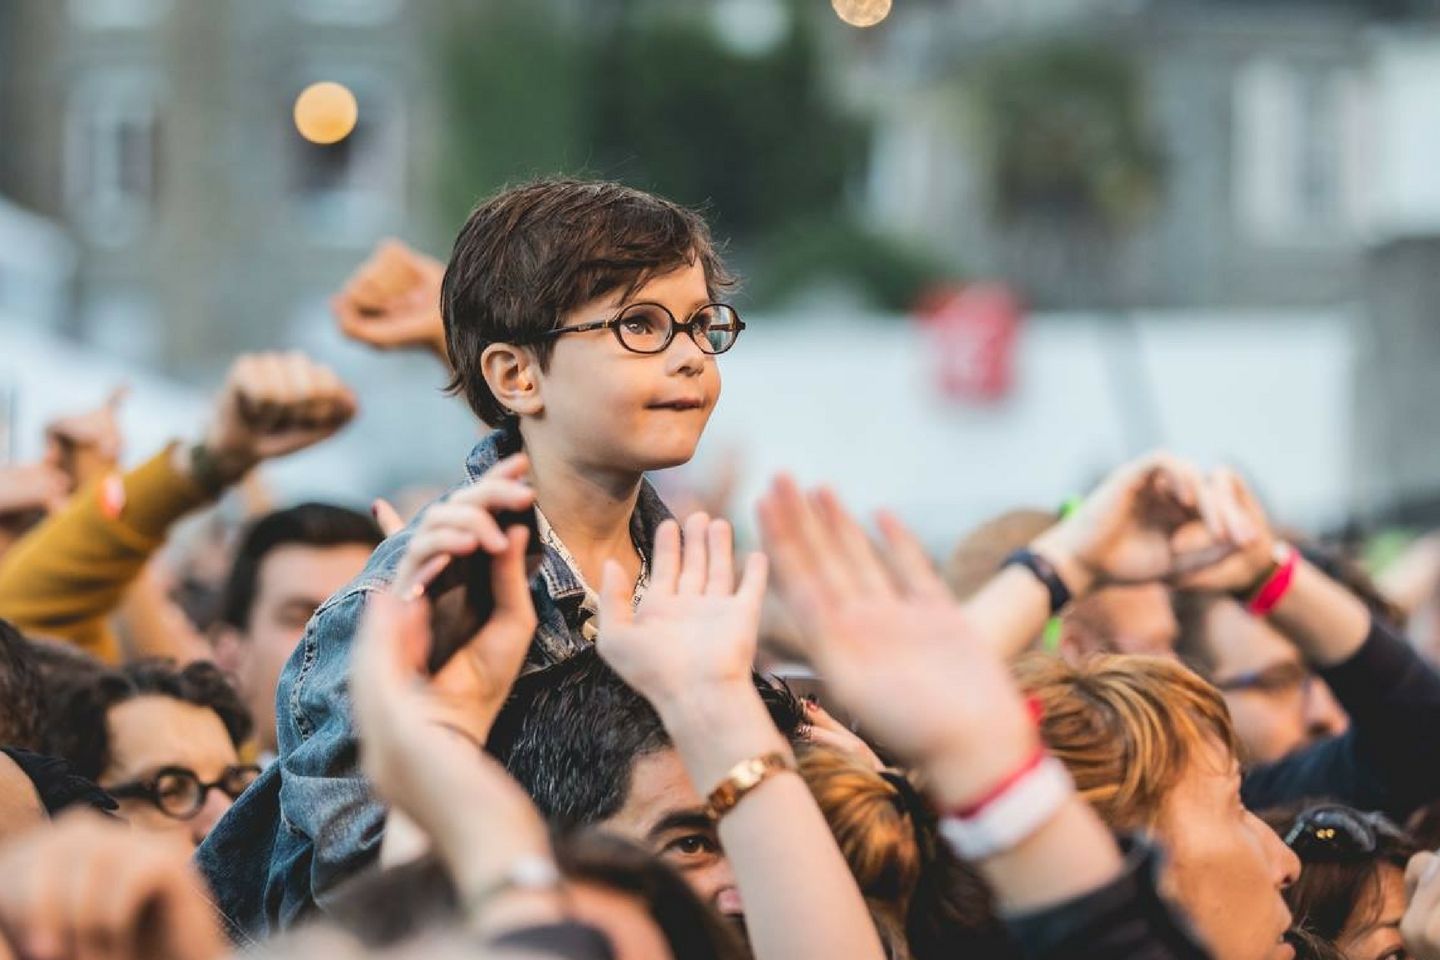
{"left": 108, "top": 763, "right": 262, "bottom": 820}
{"left": 1283, "top": 804, "right": 1407, "bottom": 863}
{"left": 527, "top": 301, "right": 745, "bottom": 356}
{"left": 1213, "top": 662, "right": 1313, "bottom": 698}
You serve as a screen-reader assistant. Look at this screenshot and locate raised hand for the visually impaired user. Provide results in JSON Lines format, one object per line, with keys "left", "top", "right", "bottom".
{"left": 45, "top": 385, "right": 128, "bottom": 486}
{"left": 1030, "top": 451, "right": 1248, "bottom": 592}
{"left": 0, "top": 462, "right": 69, "bottom": 518}
{"left": 332, "top": 239, "right": 448, "bottom": 361}
{"left": 384, "top": 463, "right": 538, "bottom": 750}
{"left": 757, "top": 476, "right": 1036, "bottom": 810}
{"left": 1169, "top": 467, "right": 1282, "bottom": 594}
{"left": 350, "top": 586, "right": 552, "bottom": 909}
{"left": 0, "top": 812, "right": 223, "bottom": 960}
{"left": 201, "top": 351, "right": 358, "bottom": 482}
{"left": 595, "top": 512, "right": 768, "bottom": 711}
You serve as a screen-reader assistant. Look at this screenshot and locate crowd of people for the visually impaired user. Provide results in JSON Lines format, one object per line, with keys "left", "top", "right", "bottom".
{"left": 4, "top": 177, "right": 1440, "bottom": 959}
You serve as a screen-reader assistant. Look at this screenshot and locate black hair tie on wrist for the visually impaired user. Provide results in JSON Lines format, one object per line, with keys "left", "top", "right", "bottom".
{"left": 1002, "top": 548, "right": 1073, "bottom": 616}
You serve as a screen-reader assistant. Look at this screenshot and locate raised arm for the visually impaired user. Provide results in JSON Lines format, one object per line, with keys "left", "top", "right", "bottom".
{"left": 596, "top": 512, "right": 886, "bottom": 960}
{"left": 0, "top": 353, "right": 356, "bottom": 662}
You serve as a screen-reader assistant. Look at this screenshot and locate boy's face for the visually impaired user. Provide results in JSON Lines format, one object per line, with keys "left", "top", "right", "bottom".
{"left": 533, "top": 260, "right": 721, "bottom": 473}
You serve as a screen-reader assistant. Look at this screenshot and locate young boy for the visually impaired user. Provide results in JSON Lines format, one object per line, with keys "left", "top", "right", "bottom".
{"left": 196, "top": 179, "right": 744, "bottom": 936}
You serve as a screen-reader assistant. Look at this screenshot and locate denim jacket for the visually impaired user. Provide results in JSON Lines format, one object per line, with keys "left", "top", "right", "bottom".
{"left": 195, "top": 424, "right": 673, "bottom": 940}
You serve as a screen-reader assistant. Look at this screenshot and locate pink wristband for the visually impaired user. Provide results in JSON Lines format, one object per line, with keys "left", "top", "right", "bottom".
{"left": 1247, "top": 546, "right": 1298, "bottom": 617}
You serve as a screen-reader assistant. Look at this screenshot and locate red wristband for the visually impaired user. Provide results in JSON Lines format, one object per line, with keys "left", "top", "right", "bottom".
{"left": 1247, "top": 545, "right": 1298, "bottom": 617}
{"left": 950, "top": 744, "right": 1049, "bottom": 820}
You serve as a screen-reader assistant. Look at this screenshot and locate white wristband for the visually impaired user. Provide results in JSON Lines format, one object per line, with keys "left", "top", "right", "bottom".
{"left": 938, "top": 756, "right": 1075, "bottom": 861}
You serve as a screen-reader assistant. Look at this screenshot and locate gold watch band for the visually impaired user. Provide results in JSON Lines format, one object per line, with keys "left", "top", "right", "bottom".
{"left": 704, "top": 751, "right": 795, "bottom": 821}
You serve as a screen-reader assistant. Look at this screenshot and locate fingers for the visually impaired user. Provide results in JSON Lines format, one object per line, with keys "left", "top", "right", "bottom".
{"left": 874, "top": 510, "right": 949, "bottom": 601}
{"left": 598, "top": 559, "right": 636, "bottom": 631}
{"left": 757, "top": 474, "right": 845, "bottom": 606}
{"left": 227, "top": 351, "right": 357, "bottom": 437}
{"left": 813, "top": 488, "right": 893, "bottom": 596}
{"left": 736, "top": 551, "right": 769, "bottom": 609}
{"left": 372, "top": 497, "right": 405, "bottom": 537}
{"left": 489, "top": 526, "right": 537, "bottom": 627}
{"left": 677, "top": 513, "right": 710, "bottom": 595}
{"left": 649, "top": 520, "right": 682, "bottom": 595}
{"left": 705, "top": 518, "right": 735, "bottom": 595}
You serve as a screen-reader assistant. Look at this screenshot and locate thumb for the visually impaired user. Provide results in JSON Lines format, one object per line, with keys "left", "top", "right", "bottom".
{"left": 598, "top": 559, "right": 634, "bottom": 631}
{"left": 489, "top": 526, "right": 536, "bottom": 621}
{"left": 736, "top": 552, "right": 770, "bottom": 608}
{"left": 371, "top": 498, "right": 405, "bottom": 537}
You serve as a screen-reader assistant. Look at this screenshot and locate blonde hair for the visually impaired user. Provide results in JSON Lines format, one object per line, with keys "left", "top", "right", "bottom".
{"left": 798, "top": 745, "right": 920, "bottom": 959}
{"left": 1012, "top": 652, "right": 1239, "bottom": 830}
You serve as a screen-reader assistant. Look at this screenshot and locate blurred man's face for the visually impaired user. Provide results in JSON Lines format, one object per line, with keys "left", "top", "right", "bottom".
{"left": 1063, "top": 583, "right": 1179, "bottom": 657}
{"left": 1202, "top": 598, "right": 1349, "bottom": 764}
{"left": 598, "top": 748, "right": 743, "bottom": 925}
{"left": 214, "top": 542, "right": 372, "bottom": 755}
{"left": 100, "top": 696, "right": 240, "bottom": 848}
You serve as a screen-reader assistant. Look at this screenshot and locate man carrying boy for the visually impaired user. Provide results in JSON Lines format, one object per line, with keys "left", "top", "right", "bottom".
{"left": 196, "top": 178, "right": 745, "bottom": 937}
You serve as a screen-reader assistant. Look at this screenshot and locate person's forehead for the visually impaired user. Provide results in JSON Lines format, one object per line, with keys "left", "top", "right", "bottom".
{"left": 103, "top": 695, "right": 238, "bottom": 781}
{"left": 603, "top": 748, "right": 704, "bottom": 839}
{"left": 1207, "top": 600, "right": 1300, "bottom": 673}
{"left": 254, "top": 542, "right": 372, "bottom": 606}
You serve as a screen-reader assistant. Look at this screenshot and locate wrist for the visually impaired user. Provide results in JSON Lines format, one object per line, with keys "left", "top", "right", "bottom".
{"left": 1028, "top": 530, "right": 1097, "bottom": 601}
{"left": 659, "top": 686, "right": 790, "bottom": 790}
{"left": 923, "top": 716, "right": 1044, "bottom": 812}
{"left": 183, "top": 435, "right": 257, "bottom": 490}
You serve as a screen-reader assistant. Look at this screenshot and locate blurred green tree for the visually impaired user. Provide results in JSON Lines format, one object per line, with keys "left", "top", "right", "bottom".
{"left": 433, "top": 0, "right": 953, "bottom": 310}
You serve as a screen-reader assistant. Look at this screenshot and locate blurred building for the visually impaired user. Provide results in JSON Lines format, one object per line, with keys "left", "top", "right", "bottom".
{"left": 0, "top": 0, "right": 442, "bottom": 376}
{"left": 861, "top": 0, "right": 1435, "bottom": 311}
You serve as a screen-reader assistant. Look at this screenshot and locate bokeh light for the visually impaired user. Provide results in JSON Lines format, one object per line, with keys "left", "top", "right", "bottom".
{"left": 831, "top": 0, "right": 892, "bottom": 28}
{"left": 293, "top": 81, "right": 358, "bottom": 145}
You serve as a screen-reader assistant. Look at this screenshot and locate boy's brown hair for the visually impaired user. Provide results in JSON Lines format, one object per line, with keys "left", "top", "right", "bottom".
{"left": 440, "top": 178, "right": 734, "bottom": 425}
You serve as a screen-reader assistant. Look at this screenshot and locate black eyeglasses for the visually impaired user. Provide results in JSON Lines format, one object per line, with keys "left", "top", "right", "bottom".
{"left": 1214, "top": 661, "right": 1313, "bottom": 700}
{"left": 529, "top": 302, "right": 745, "bottom": 356}
{"left": 1283, "top": 804, "right": 1407, "bottom": 863}
{"left": 108, "top": 764, "right": 261, "bottom": 820}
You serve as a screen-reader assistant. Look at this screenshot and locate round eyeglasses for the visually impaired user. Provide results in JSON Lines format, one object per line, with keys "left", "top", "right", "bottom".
{"left": 531, "top": 302, "right": 745, "bottom": 356}
{"left": 108, "top": 764, "right": 262, "bottom": 820}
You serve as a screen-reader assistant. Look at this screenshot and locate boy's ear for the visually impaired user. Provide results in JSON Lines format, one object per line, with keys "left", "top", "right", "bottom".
{"left": 481, "top": 343, "right": 544, "bottom": 417}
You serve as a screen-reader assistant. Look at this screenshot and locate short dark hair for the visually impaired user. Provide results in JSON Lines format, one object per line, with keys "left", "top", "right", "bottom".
{"left": 0, "top": 620, "right": 45, "bottom": 751}
{"left": 45, "top": 658, "right": 252, "bottom": 781}
{"left": 488, "top": 647, "right": 805, "bottom": 828}
{"left": 440, "top": 178, "right": 736, "bottom": 425}
{"left": 218, "top": 503, "right": 382, "bottom": 632}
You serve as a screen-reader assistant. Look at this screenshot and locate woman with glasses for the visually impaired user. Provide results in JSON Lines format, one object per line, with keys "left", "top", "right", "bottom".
{"left": 1265, "top": 804, "right": 1419, "bottom": 960}
{"left": 44, "top": 657, "right": 255, "bottom": 846}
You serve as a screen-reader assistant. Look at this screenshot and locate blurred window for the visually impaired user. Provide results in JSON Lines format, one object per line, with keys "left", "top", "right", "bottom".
{"left": 1233, "top": 59, "right": 1362, "bottom": 244}
{"left": 65, "top": 71, "right": 161, "bottom": 245}
{"left": 67, "top": 0, "right": 171, "bottom": 29}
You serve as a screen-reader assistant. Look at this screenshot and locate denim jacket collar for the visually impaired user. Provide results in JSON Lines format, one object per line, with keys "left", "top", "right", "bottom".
{"left": 463, "top": 421, "right": 672, "bottom": 664}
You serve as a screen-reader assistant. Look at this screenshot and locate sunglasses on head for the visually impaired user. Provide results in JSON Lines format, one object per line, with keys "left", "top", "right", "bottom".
{"left": 1283, "top": 804, "right": 1407, "bottom": 863}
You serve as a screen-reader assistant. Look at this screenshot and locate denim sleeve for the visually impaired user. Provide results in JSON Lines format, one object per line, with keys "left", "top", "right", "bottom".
{"left": 266, "top": 531, "right": 413, "bottom": 926}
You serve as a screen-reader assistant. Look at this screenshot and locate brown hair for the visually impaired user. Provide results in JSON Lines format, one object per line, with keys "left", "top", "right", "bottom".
{"left": 440, "top": 178, "right": 735, "bottom": 424}
{"left": 944, "top": 510, "right": 1057, "bottom": 601}
{"left": 1013, "top": 653, "right": 1239, "bottom": 830}
{"left": 799, "top": 745, "right": 922, "bottom": 941}
{"left": 797, "top": 745, "right": 1019, "bottom": 960}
